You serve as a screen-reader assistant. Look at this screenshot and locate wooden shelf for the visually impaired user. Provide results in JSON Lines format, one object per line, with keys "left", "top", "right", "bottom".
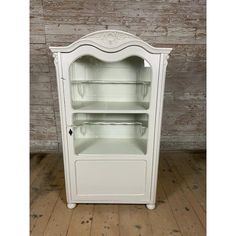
{"left": 74, "top": 138, "right": 147, "bottom": 155}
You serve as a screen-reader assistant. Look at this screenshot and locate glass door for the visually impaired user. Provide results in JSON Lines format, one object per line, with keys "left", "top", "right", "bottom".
{"left": 69, "top": 56, "right": 152, "bottom": 111}
{"left": 60, "top": 45, "right": 160, "bottom": 159}
{"left": 60, "top": 45, "right": 160, "bottom": 201}
{"left": 71, "top": 113, "right": 148, "bottom": 155}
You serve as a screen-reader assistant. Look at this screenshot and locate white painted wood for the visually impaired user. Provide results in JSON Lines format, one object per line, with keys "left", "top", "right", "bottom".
{"left": 49, "top": 30, "right": 172, "bottom": 54}
{"left": 75, "top": 160, "right": 146, "bottom": 198}
{"left": 52, "top": 52, "right": 73, "bottom": 204}
{"left": 146, "top": 204, "right": 156, "bottom": 210}
{"left": 67, "top": 203, "right": 77, "bottom": 209}
{"left": 49, "top": 30, "right": 172, "bottom": 209}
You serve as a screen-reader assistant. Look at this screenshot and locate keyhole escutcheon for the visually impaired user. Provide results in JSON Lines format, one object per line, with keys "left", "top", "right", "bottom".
{"left": 69, "top": 129, "right": 73, "bottom": 136}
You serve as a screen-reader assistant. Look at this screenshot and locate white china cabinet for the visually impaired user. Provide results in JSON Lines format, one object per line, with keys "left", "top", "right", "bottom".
{"left": 50, "top": 30, "right": 172, "bottom": 209}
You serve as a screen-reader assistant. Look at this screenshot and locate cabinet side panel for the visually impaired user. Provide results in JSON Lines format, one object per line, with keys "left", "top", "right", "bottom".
{"left": 150, "top": 53, "right": 169, "bottom": 204}
{"left": 53, "top": 52, "right": 73, "bottom": 203}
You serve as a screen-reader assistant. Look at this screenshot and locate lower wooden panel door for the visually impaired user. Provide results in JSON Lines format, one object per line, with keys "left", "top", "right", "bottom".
{"left": 70, "top": 159, "right": 150, "bottom": 203}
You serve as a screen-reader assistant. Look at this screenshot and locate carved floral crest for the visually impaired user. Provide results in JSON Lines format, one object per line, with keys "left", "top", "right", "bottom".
{"left": 81, "top": 31, "right": 140, "bottom": 48}
{"left": 49, "top": 30, "right": 172, "bottom": 54}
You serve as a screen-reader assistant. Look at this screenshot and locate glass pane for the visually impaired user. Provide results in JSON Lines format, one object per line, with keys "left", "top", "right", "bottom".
{"left": 69, "top": 56, "right": 152, "bottom": 110}
{"left": 72, "top": 113, "right": 148, "bottom": 155}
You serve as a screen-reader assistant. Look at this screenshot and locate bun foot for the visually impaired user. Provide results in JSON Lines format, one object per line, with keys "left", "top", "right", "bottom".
{"left": 146, "top": 204, "right": 155, "bottom": 210}
{"left": 67, "top": 203, "right": 76, "bottom": 209}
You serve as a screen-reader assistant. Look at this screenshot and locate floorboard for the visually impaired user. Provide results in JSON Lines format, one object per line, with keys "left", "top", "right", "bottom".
{"left": 119, "top": 204, "right": 153, "bottom": 236}
{"left": 30, "top": 151, "right": 206, "bottom": 236}
{"left": 90, "top": 204, "right": 119, "bottom": 236}
{"left": 67, "top": 204, "right": 94, "bottom": 236}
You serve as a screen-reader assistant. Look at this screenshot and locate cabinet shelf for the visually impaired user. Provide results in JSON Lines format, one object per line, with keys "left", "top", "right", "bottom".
{"left": 71, "top": 80, "right": 151, "bottom": 85}
{"left": 74, "top": 138, "right": 147, "bottom": 155}
{"left": 72, "top": 101, "right": 149, "bottom": 112}
{"left": 73, "top": 120, "right": 148, "bottom": 137}
{"left": 73, "top": 120, "right": 148, "bottom": 128}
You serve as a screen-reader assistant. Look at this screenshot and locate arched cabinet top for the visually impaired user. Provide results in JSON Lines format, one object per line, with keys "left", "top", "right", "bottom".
{"left": 49, "top": 30, "right": 172, "bottom": 54}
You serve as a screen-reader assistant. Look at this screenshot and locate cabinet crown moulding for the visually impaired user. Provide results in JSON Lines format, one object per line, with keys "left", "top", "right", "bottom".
{"left": 49, "top": 30, "right": 172, "bottom": 54}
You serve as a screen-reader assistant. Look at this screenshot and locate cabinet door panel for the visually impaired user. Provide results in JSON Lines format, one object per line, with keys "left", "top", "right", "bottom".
{"left": 72, "top": 160, "right": 148, "bottom": 202}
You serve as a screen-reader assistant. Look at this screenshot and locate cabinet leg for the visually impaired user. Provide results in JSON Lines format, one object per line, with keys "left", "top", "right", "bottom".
{"left": 146, "top": 204, "right": 155, "bottom": 210}
{"left": 67, "top": 203, "right": 77, "bottom": 209}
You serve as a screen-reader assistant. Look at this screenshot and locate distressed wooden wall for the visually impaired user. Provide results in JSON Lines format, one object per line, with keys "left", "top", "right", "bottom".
{"left": 30, "top": 0, "right": 206, "bottom": 152}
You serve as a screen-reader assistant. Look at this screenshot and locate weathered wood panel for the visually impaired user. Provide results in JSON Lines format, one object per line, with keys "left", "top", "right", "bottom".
{"left": 30, "top": 0, "right": 206, "bottom": 152}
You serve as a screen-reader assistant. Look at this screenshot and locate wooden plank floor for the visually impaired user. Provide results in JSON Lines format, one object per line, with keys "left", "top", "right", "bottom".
{"left": 30, "top": 151, "right": 206, "bottom": 236}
